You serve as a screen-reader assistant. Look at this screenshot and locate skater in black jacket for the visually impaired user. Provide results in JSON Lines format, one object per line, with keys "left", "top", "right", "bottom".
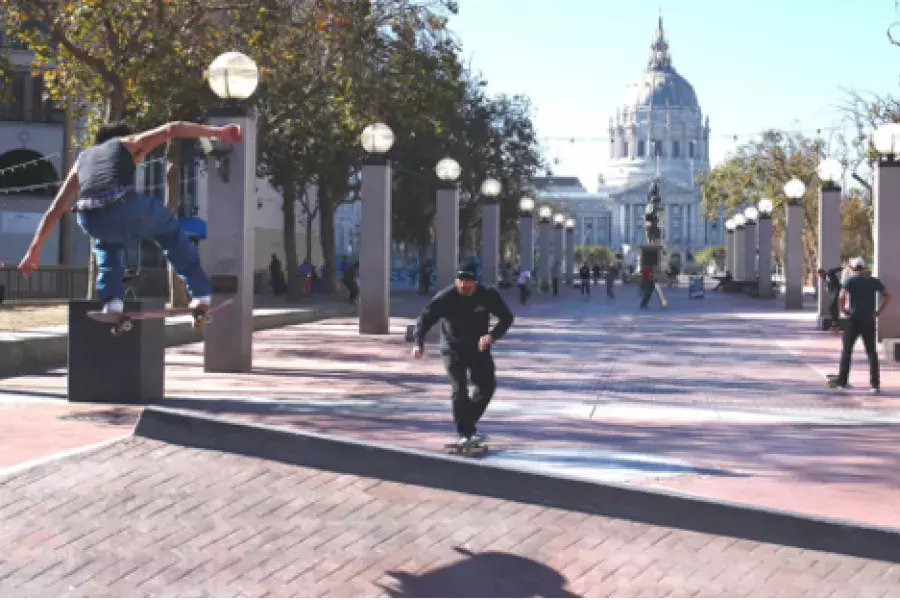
{"left": 411, "top": 262, "right": 514, "bottom": 446}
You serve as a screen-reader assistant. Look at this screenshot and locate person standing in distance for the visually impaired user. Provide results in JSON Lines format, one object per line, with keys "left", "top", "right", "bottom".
{"left": 828, "top": 257, "right": 891, "bottom": 393}
{"left": 411, "top": 262, "right": 515, "bottom": 446}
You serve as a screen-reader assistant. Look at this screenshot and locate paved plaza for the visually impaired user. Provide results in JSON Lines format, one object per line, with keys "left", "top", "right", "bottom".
{"left": 3, "top": 284, "right": 900, "bottom": 595}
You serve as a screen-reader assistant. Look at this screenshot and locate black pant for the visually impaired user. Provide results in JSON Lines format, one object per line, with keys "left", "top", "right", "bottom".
{"left": 828, "top": 292, "right": 840, "bottom": 325}
{"left": 552, "top": 277, "right": 559, "bottom": 296}
{"left": 835, "top": 317, "right": 880, "bottom": 387}
{"left": 442, "top": 350, "right": 496, "bottom": 437}
{"left": 640, "top": 282, "right": 653, "bottom": 308}
{"left": 606, "top": 277, "right": 615, "bottom": 298}
{"left": 580, "top": 280, "right": 589, "bottom": 295}
{"left": 344, "top": 280, "right": 359, "bottom": 302}
{"left": 518, "top": 284, "right": 529, "bottom": 304}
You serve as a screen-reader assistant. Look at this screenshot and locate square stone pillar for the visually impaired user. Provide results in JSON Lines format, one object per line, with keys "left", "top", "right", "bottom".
{"left": 565, "top": 226, "right": 575, "bottom": 284}
{"left": 436, "top": 183, "right": 459, "bottom": 291}
{"left": 757, "top": 217, "right": 774, "bottom": 298}
{"left": 818, "top": 185, "right": 842, "bottom": 325}
{"left": 203, "top": 110, "right": 257, "bottom": 373}
{"left": 359, "top": 157, "right": 392, "bottom": 335}
{"left": 538, "top": 220, "right": 551, "bottom": 290}
{"left": 745, "top": 221, "right": 758, "bottom": 281}
{"left": 725, "top": 230, "right": 735, "bottom": 275}
{"left": 481, "top": 201, "right": 500, "bottom": 287}
{"left": 875, "top": 160, "right": 900, "bottom": 346}
{"left": 785, "top": 202, "right": 804, "bottom": 310}
{"left": 519, "top": 214, "right": 534, "bottom": 273}
{"left": 553, "top": 224, "right": 564, "bottom": 281}
{"left": 733, "top": 226, "right": 746, "bottom": 281}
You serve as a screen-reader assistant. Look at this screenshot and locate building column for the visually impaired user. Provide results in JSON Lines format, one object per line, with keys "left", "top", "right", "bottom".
{"left": 358, "top": 156, "right": 392, "bottom": 335}
{"left": 519, "top": 212, "right": 534, "bottom": 273}
{"left": 435, "top": 183, "right": 459, "bottom": 291}
{"left": 538, "top": 218, "right": 551, "bottom": 291}
{"left": 875, "top": 159, "right": 900, "bottom": 347}
{"left": 757, "top": 215, "right": 774, "bottom": 298}
{"left": 565, "top": 224, "right": 575, "bottom": 284}
{"left": 481, "top": 200, "right": 500, "bottom": 287}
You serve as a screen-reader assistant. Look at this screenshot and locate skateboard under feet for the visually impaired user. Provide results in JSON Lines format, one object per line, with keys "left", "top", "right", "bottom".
{"left": 443, "top": 440, "right": 489, "bottom": 456}
{"left": 87, "top": 298, "right": 234, "bottom": 337}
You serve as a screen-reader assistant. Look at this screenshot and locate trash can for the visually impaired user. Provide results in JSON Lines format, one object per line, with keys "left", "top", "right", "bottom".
{"left": 688, "top": 276, "right": 705, "bottom": 299}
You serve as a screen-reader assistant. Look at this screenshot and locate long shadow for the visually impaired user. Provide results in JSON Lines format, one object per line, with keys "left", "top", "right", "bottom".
{"left": 382, "top": 547, "right": 578, "bottom": 598}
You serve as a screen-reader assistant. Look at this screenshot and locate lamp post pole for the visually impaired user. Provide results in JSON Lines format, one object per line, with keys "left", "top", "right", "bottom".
{"left": 565, "top": 218, "right": 576, "bottom": 285}
{"left": 480, "top": 178, "right": 502, "bottom": 287}
{"left": 873, "top": 124, "right": 900, "bottom": 351}
{"left": 783, "top": 178, "right": 806, "bottom": 310}
{"left": 757, "top": 199, "right": 774, "bottom": 299}
{"left": 817, "top": 158, "right": 843, "bottom": 329}
{"left": 733, "top": 214, "right": 747, "bottom": 282}
{"left": 744, "top": 207, "right": 759, "bottom": 283}
{"left": 435, "top": 157, "right": 461, "bottom": 291}
{"left": 725, "top": 220, "right": 735, "bottom": 276}
{"left": 538, "top": 206, "right": 552, "bottom": 292}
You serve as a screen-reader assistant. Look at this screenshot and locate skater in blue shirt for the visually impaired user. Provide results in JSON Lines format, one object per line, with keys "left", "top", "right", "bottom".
{"left": 18, "top": 120, "right": 242, "bottom": 314}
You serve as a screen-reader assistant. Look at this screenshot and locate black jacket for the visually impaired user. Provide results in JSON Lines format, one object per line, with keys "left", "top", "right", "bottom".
{"left": 414, "top": 284, "right": 514, "bottom": 353}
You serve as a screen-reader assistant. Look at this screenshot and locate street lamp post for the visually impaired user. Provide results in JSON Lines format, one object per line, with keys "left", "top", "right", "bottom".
{"left": 733, "top": 213, "right": 747, "bottom": 283}
{"left": 817, "top": 157, "right": 843, "bottom": 329}
{"left": 538, "top": 205, "right": 552, "bottom": 292}
{"left": 873, "top": 123, "right": 900, "bottom": 354}
{"left": 757, "top": 198, "right": 774, "bottom": 298}
{"left": 565, "top": 218, "right": 576, "bottom": 285}
{"left": 744, "top": 206, "right": 759, "bottom": 282}
{"left": 783, "top": 177, "right": 806, "bottom": 310}
{"left": 435, "top": 157, "right": 461, "bottom": 291}
{"left": 358, "top": 122, "right": 395, "bottom": 335}
{"left": 203, "top": 51, "right": 259, "bottom": 373}
{"left": 519, "top": 197, "right": 535, "bottom": 274}
{"left": 480, "top": 178, "right": 502, "bottom": 287}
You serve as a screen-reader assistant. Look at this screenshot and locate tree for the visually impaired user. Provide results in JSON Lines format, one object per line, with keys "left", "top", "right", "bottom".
{"left": 573, "top": 245, "right": 613, "bottom": 267}
{"left": 841, "top": 188, "right": 874, "bottom": 261}
{"left": 694, "top": 245, "right": 725, "bottom": 268}
{"left": 698, "top": 130, "right": 825, "bottom": 281}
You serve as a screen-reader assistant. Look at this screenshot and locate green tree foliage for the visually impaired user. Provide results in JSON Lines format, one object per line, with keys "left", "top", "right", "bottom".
{"left": 841, "top": 188, "right": 873, "bottom": 262}
{"left": 573, "top": 245, "right": 613, "bottom": 267}
{"left": 694, "top": 245, "right": 725, "bottom": 268}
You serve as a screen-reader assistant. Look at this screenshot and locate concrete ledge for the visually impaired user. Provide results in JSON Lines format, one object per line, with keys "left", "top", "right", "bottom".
{"left": 0, "top": 304, "right": 356, "bottom": 379}
{"left": 883, "top": 338, "right": 900, "bottom": 363}
{"left": 134, "top": 406, "right": 900, "bottom": 564}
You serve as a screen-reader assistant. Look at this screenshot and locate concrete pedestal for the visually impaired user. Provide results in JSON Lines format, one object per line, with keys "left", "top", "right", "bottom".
{"left": 481, "top": 201, "right": 500, "bottom": 287}
{"left": 745, "top": 221, "right": 758, "bottom": 281}
{"left": 67, "top": 300, "right": 164, "bottom": 404}
{"left": 785, "top": 202, "right": 804, "bottom": 310}
{"left": 359, "top": 159, "right": 392, "bottom": 335}
{"left": 520, "top": 215, "right": 534, "bottom": 273}
{"left": 203, "top": 111, "right": 257, "bottom": 372}
{"left": 640, "top": 244, "right": 663, "bottom": 270}
{"left": 725, "top": 230, "right": 735, "bottom": 275}
{"left": 818, "top": 186, "right": 842, "bottom": 323}
{"left": 436, "top": 184, "right": 460, "bottom": 291}
{"left": 552, "top": 225, "right": 564, "bottom": 284}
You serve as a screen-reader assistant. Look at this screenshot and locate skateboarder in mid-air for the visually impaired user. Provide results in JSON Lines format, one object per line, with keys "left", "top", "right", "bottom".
{"left": 18, "top": 120, "right": 243, "bottom": 314}
{"left": 411, "top": 262, "right": 515, "bottom": 447}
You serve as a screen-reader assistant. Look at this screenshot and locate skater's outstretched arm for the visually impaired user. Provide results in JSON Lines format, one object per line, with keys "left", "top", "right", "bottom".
{"left": 124, "top": 122, "right": 243, "bottom": 163}
{"left": 18, "top": 168, "right": 80, "bottom": 276}
{"left": 414, "top": 293, "right": 446, "bottom": 348}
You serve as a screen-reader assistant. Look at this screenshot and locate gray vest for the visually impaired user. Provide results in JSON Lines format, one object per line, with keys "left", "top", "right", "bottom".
{"left": 75, "top": 139, "right": 136, "bottom": 209}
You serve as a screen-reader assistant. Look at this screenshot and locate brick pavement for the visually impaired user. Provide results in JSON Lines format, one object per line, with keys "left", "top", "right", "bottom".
{"left": 4, "top": 285, "right": 900, "bottom": 528}
{"left": 2, "top": 436, "right": 899, "bottom": 597}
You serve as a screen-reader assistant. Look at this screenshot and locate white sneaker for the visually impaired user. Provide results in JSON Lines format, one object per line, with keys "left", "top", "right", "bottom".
{"left": 456, "top": 436, "right": 471, "bottom": 447}
{"left": 189, "top": 295, "right": 212, "bottom": 309}
{"left": 468, "top": 432, "right": 487, "bottom": 446}
{"left": 102, "top": 298, "right": 124, "bottom": 314}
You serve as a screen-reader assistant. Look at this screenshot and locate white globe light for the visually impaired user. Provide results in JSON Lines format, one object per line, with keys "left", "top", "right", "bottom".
{"left": 359, "top": 122, "right": 395, "bottom": 154}
{"left": 435, "top": 157, "right": 461, "bottom": 182}
{"left": 207, "top": 52, "right": 259, "bottom": 100}
{"left": 480, "top": 178, "right": 501, "bottom": 197}
{"left": 744, "top": 206, "right": 759, "bottom": 222}
{"left": 733, "top": 214, "right": 747, "bottom": 227}
{"left": 783, "top": 178, "right": 806, "bottom": 200}
{"left": 725, "top": 218, "right": 735, "bottom": 231}
{"left": 553, "top": 213, "right": 565, "bottom": 225}
{"left": 758, "top": 197, "right": 774, "bottom": 216}
{"left": 873, "top": 123, "right": 900, "bottom": 156}
{"left": 817, "top": 158, "right": 842, "bottom": 185}
{"left": 565, "top": 218, "right": 576, "bottom": 229}
{"left": 519, "top": 197, "right": 535, "bottom": 212}
{"left": 538, "top": 205, "right": 552, "bottom": 220}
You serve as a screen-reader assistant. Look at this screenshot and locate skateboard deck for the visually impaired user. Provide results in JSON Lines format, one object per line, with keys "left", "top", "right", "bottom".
{"left": 88, "top": 298, "right": 234, "bottom": 336}
{"left": 444, "top": 442, "right": 490, "bottom": 456}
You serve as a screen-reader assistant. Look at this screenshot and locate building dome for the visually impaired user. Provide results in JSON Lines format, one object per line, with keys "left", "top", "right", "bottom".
{"left": 620, "top": 15, "right": 699, "bottom": 112}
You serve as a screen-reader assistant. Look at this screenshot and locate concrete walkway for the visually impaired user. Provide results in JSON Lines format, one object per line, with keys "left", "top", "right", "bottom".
{"left": 2, "top": 283, "right": 900, "bottom": 528}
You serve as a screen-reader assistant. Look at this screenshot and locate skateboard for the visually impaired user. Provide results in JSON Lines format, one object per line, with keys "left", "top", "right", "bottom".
{"left": 444, "top": 441, "right": 490, "bottom": 456}
{"left": 87, "top": 298, "right": 234, "bottom": 337}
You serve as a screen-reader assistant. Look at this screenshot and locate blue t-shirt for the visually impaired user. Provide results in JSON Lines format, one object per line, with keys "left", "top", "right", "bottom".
{"left": 841, "top": 274, "right": 885, "bottom": 320}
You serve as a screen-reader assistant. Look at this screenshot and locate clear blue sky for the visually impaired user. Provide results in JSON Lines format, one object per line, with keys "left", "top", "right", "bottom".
{"left": 448, "top": 0, "right": 900, "bottom": 189}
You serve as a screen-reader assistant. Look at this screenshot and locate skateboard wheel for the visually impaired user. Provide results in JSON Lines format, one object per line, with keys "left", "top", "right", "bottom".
{"left": 205, "top": 314, "right": 214, "bottom": 324}
{"left": 121, "top": 320, "right": 133, "bottom": 332}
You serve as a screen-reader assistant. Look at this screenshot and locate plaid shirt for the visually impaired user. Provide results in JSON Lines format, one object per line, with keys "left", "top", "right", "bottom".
{"left": 74, "top": 185, "right": 135, "bottom": 211}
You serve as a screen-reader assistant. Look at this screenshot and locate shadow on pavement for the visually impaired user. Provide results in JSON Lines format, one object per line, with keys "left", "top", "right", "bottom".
{"left": 381, "top": 547, "right": 578, "bottom": 598}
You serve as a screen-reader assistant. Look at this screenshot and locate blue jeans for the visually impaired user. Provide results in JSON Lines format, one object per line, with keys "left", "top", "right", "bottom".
{"left": 76, "top": 194, "right": 211, "bottom": 301}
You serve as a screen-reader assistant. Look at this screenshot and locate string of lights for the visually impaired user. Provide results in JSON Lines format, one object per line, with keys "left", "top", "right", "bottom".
{"left": 0, "top": 174, "right": 199, "bottom": 197}
{"left": 0, "top": 155, "right": 171, "bottom": 195}
{"left": 539, "top": 125, "right": 845, "bottom": 145}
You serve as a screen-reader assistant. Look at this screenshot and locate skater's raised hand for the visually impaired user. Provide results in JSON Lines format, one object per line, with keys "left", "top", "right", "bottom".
{"left": 18, "top": 249, "right": 39, "bottom": 277}
{"left": 218, "top": 124, "right": 243, "bottom": 145}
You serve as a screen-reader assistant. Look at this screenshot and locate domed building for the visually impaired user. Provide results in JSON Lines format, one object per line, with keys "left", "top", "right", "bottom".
{"left": 535, "top": 14, "right": 725, "bottom": 266}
